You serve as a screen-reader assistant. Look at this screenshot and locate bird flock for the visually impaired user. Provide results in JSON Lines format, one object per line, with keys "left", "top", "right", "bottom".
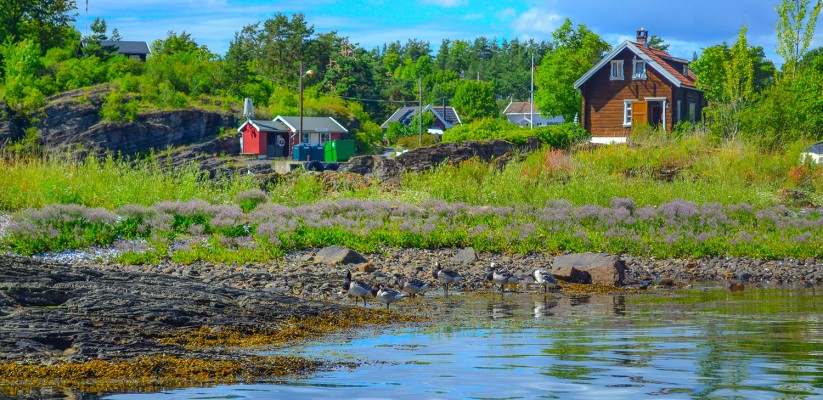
{"left": 341, "top": 261, "right": 563, "bottom": 308}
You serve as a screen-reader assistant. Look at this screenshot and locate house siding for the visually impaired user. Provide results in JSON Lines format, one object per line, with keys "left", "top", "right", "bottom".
{"left": 242, "top": 124, "right": 265, "bottom": 155}
{"left": 581, "top": 48, "right": 675, "bottom": 137}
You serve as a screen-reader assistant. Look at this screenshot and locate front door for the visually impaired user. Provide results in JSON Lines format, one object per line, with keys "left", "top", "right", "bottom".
{"left": 632, "top": 101, "right": 648, "bottom": 129}
{"left": 648, "top": 103, "right": 663, "bottom": 129}
{"left": 309, "top": 133, "right": 320, "bottom": 145}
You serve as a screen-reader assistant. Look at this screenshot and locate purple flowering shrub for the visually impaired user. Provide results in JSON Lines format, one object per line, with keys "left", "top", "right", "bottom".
{"left": 2, "top": 198, "right": 821, "bottom": 260}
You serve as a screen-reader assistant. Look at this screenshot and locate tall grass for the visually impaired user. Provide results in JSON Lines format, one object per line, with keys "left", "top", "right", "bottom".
{"left": 0, "top": 153, "right": 258, "bottom": 211}
{"left": 402, "top": 133, "right": 820, "bottom": 208}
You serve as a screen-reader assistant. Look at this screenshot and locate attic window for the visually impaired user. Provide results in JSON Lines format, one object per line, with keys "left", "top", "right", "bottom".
{"left": 682, "top": 65, "right": 689, "bottom": 76}
{"left": 633, "top": 57, "right": 647, "bottom": 80}
{"left": 610, "top": 60, "right": 624, "bottom": 80}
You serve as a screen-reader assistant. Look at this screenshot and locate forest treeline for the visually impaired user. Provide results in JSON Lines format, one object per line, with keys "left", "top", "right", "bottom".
{"left": 1, "top": 0, "right": 822, "bottom": 151}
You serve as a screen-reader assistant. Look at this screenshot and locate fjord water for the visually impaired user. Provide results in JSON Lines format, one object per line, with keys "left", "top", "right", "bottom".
{"left": 108, "top": 288, "right": 823, "bottom": 399}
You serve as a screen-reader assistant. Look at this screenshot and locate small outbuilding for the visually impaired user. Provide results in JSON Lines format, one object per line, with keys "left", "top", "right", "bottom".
{"left": 801, "top": 142, "right": 823, "bottom": 165}
{"left": 238, "top": 116, "right": 348, "bottom": 158}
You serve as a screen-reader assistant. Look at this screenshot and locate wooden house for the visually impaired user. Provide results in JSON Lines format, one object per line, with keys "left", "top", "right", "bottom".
{"left": 238, "top": 116, "right": 348, "bottom": 158}
{"left": 573, "top": 28, "right": 705, "bottom": 143}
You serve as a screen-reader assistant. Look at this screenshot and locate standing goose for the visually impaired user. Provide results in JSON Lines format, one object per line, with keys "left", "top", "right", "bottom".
{"left": 397, "top": 275, "right": 430, "bottom": 298}
{"left": 343, "top": 270, "right": 374, "bottom": 306}
{"left": 485, "top": 262, "right": 519, "bottom": 294}
{"left": 532, "top": 268, "right": 561, "bottom": 294}
{"left": 374, "top": 284, "right": 405, "bottom": 309}
{"left": 432, "top": 261, "right": 463, "bottom": 296}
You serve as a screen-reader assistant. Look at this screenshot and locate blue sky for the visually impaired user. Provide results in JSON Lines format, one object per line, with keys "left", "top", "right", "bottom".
{"left": 78, "top": 0, "right": 822, "bottom": 64}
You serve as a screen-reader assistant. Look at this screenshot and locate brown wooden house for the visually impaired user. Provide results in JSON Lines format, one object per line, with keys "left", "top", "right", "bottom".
{"left": 573, "top": 28, "right": 705, "bottom": 142}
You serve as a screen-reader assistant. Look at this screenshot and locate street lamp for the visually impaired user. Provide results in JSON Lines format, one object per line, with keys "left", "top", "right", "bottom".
{"left": 299, "top": 62, "right": 314, "bottom": 148}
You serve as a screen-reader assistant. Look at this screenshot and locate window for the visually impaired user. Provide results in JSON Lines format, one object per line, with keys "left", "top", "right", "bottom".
{"left": 610, "top": 60, "right": 624, "bottom": 80}
{"left": 301, "top": 133, "right": 309, "bottom": 144}
{"left": 623, "top": 100, "right": 634, "bottom": 127}
{"left": 683, "top": 65, "right": 689, "bottom": 76}
{"left": 688, "top": 102, "right": 696, "bottom": 123}
{"left": 677, "top": 100, "right": 682, "bottom": 122}
{"left": 633, "top": 58, "right": 646, "bottom": 80}
{"left": 320, "top": 133, "right": 331, "bottom": 144}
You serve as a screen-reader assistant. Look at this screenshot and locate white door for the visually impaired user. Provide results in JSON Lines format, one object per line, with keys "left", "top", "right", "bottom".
{"left": 309, "top": 133, "right": 320, "bottom": 145}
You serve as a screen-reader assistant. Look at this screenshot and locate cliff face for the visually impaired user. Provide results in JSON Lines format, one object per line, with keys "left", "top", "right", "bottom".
{"left": 3, "top": 86, "right": 239, "bottom": 158}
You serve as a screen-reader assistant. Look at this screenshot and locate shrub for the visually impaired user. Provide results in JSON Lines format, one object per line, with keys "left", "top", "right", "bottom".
{"left": 533, "top": 123, "right": 590, "bottom": 149}
{"left": 235, "top": 189, "right": 269, "bottom": 212}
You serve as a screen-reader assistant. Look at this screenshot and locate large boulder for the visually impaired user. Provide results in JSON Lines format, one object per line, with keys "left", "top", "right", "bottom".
{"left": 453, "top": 247, "right": 478, "bottom": 264}
{"left": 552, "top": 253, "right": 627, "bottom": 286}
{"left": 313, "top": 246, "right": 368, "bottom": 265}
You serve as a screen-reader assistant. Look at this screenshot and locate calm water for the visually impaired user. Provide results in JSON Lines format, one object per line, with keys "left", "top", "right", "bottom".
{"left": 108, "top": 288, "right": 823, "bottom": 399}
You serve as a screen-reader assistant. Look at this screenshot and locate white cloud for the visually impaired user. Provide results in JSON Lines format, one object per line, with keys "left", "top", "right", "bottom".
{"left": 419, "top": 0, "right": 466, "bottom": 7}
{"left": 510, "top": 7, "right": 562, "bottom": 37}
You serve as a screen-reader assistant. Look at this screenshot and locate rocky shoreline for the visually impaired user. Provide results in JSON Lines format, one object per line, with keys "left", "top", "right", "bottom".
{"left": 0, "top": 245, "right": 820, "bottom": 396}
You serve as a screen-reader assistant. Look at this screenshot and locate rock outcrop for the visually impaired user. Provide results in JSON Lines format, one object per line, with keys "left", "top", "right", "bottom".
{"left": 339, "top": 137, "right": 542, "bottom": 183}
{"left": 35, "top": 87, "right": 238, "bottom": 158}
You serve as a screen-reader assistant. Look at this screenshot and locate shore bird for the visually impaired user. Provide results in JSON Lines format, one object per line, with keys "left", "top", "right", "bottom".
{"left": 432, "top": 261, "right": 463, "bottom": 296}
{"left": 396, "top": 275, "right": 430, "bottom": 298}
{"left": 532, "top": 268, "right": 561, "bottom": 294}
{"left": 485, "top": 262, "right": 519, "bottom": 294}
{"left": 343, "top": 270, "right": 374, "bottom": 306}
{"left": 373, "top": 284, "right": 405, "bottom": 309}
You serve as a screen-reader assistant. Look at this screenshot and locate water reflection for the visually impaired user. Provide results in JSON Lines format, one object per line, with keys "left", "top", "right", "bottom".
{"left": 105, "top": 289, "right": 823, "bottom": 400}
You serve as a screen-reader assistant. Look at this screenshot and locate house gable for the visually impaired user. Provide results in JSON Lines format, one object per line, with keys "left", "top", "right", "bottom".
{"left": 381, "top": 105, "right": 462, "bottom": 130}
{"left": 574, "top": 41, "right": 695, "bottom": 90}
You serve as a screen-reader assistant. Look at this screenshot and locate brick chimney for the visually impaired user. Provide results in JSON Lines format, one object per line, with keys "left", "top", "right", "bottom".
{"left": 636, "top": 27, "right": 648, "bottom": 46}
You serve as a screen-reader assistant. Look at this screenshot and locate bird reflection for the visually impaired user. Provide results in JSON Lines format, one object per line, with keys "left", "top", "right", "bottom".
{"left": 533, "top": 297, "right": 559, "bottom": 318}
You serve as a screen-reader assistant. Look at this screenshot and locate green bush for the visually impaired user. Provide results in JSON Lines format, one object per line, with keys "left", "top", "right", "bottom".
{"left": 533, "top": 123, "right": 590, "bottom": 149}
{"left": 100, "top": 88, "right": 138, "bottom": 123}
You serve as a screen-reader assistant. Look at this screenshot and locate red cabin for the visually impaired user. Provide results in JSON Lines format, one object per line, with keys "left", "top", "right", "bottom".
{"left": 238, "top": 116, "right": 349, "bottom": 158}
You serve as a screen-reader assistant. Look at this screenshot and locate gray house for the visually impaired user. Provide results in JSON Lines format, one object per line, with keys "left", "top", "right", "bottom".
{"left": 381, "top": 105, "right": 463, "bottom": 133}
{"left": 99, "top": 41, "right": 151, "bottom": 61}
{"left": 503, "top": 100, "right": 563, "bottom": 127}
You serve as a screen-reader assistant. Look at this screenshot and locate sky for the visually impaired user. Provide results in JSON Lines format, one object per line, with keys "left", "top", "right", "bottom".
{"left": 77, "top": 0, "right": 823, "bottom": 64}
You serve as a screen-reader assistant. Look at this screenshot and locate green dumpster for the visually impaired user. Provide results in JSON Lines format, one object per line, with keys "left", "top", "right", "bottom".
{"left": 324, "top": 140, "right": 356, "bottom": 162}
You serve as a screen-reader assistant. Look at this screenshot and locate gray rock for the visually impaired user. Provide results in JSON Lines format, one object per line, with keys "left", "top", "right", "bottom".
{"left": 313, "top": 246, "right": 367, "bottom": 265}
{"left": 552, "top": 253, "right": 627, "bottom": 286}
{"left": 453, "top": 247, "right": 478, "bottom": 264}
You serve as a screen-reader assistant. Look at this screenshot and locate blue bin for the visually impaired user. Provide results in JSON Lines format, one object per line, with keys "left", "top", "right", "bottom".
{"left": 309, "top": 144, "right": 325, "bottom": 162}
{"left": 292, "top": 144, "right": 310, "bottom": 161}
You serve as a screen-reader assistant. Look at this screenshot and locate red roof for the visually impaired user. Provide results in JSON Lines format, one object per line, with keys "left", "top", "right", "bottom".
{"left": 632, "top": 43, "right": 697, "bottom": 88}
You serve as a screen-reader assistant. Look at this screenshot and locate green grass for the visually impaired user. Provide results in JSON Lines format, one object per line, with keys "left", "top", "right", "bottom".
{"left": 0, "top": 152, "right": 258, "bottom": 211}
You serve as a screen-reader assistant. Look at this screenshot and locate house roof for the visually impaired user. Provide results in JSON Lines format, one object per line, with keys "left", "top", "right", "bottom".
{"left": 805, "top": 142, "right": 823, "bottom": 154}
{"left": 381, "top": 105, "right": 462, "bottom": 129}
{"left": 99, "top": 40, "right": 151, "bottom": 55}
{"left": 504, "top": 101, "right": 538, "bottom": 115}
{"left": 573, "top": 41, "right": 698, "bottom": 90}
{"left": 275, "top": 116, "right": 349, "bottom": 133}
{"left": 236, "top": 119, "right": 290, "bottom": 133}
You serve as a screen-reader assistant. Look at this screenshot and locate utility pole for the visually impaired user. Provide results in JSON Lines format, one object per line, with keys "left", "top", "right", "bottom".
{"left": 418, "top": 76, "right": 423, "bottom": 146}
{"left": 530, "top": 52, "right": 535, "bottom": 130}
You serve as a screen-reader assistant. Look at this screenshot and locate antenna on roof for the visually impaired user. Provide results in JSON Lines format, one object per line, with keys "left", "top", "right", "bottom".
{"left": 243, "top": 98, "right": 254, "bottom": 120}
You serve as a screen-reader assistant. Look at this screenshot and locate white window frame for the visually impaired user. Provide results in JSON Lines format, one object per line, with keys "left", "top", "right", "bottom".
{"left": 623, "top": 99, "right": 635, "bottom": 127}
{"left": 632, "top": 58, "right": 647, "bottom": 80}
{"left": 320, "top": 133, "right": 331, "bottom": 144}
{"left": 689, "top": 102, "right": 696, "bottom": 123}
{"left": 610, "top": 60, "right": 624, "bottom": 80}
